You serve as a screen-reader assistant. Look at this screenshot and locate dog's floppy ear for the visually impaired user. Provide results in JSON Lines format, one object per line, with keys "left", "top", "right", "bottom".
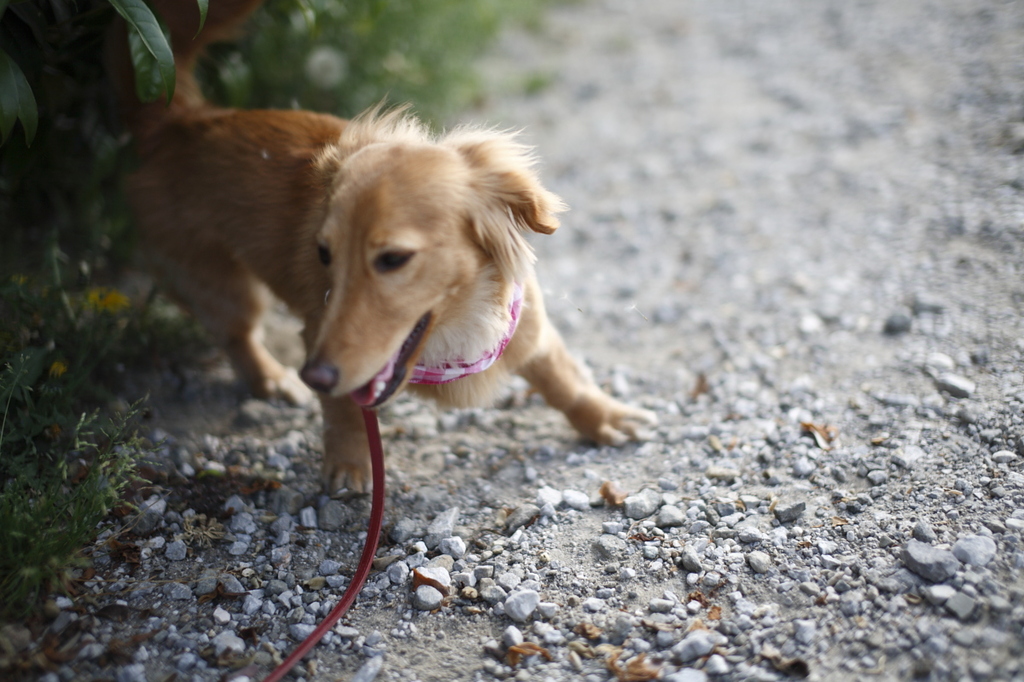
{"left": 312, "top": 145, "right": 345, "bottom": 193}
{"left": 446, "top": 129, "right": 567, "bottom": 281}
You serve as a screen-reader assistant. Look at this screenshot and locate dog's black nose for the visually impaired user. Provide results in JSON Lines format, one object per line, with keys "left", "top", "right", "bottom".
{"left": 300, "top": 360, "right": 339, "bottom": 393}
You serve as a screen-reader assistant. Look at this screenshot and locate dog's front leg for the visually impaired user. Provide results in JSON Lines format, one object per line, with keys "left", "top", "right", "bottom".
{"left": 517, "top": 318, "right": 658, "bottom": 446}
{"left": 319, "top": 394, "right": 373, "bottom": 492}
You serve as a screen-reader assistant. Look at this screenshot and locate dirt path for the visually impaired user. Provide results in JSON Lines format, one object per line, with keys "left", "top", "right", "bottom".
{"left": 33, "top": 2, "right": 1024, "bottom": 682}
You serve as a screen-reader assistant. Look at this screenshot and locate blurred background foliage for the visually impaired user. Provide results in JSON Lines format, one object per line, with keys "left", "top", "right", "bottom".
{"left": 1, "top": 0, "right": 545, "bottom": 279}
{"left": 204, "top": 0, "right": 544, "bottom": 121}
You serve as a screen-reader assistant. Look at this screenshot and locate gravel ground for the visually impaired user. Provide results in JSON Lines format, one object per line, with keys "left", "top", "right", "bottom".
{"left": 8, "top": 1, "right": 1024, "bottom": 681}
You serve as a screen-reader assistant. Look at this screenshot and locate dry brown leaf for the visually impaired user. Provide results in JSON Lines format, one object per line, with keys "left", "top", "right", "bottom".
{"left": 595, "top": 644, "right": 622, "bottom": 657}
{"left": 106, "top": 538, "right": 141, "bottom": 565}
{"left": 197, "top": 582, "right": 247, "bottom": 605}
{"left": 800, "top": 422, "right": 839, "bottom": 450}
{"left": 412, "top": 569, "right": 450, "bottom": 595}
{"left": 240, "top": 479, "right": 281, "bottom": 495}
{"left": 506, "top": 642, "right": 553, "bottom": 666}
{"left": 687, "top": 591, "right": 710, "bottom": 608}
{"left": 622, "top": 654, "right": 661, "bottom": 682}
{"left": 690, "top": 372, "right": 709, "bottom": 399}
{"left": 640, "top": 618, "right": 679, "bottom": 632}
{"left": 686, "top": 618, "right": 708, "bottom": 632}
{"left": 95, "top": 603, "right": 133, "bottom": 622}
{"left": 568, "top": 641, "right": 596, "bottom": 658}
{"left": 238, "top": 627, "right": 262, "bottom": 646}
{"left": 101, "top": 631, "right": 156, "bottom": 666}
{"left": 606, "top": 651, "right": 661, "bottom": 682}
{"left": 573, "top": 622, "right": 604, "bottom": 639}
{"left": 707, "top": 605, "right": 722, "bottom": 620}
{"left": 600, "top": 481, "right": 629, "bottom": 506}
{"left": 40, "top": 632, "right": 80, "bottom": 664}
{"left": 372, "top": 555, "right": 401, "bottom": 570}
{"left": 760, "top": 643, "right": 810, "bottom": 678}
{"left": 831, "top": 516, "right": 850, "bottom": 527}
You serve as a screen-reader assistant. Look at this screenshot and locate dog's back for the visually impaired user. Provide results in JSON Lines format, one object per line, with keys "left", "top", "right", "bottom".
{"left": 112, "top": 0, "right": 343, "bottom": 403}
{"left": 113, "top": 0, "right": 346, "bottom": 319}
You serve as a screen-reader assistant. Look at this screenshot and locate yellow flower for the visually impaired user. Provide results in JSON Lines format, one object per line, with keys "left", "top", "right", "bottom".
{"left": 10, "top": 274, "right": 27, "bottom": 285}
{"left": 48, "top": 360, "right": 68, "bottom": 378}
{"left": 85, "top": 287, "right": 130, "bottom": 313}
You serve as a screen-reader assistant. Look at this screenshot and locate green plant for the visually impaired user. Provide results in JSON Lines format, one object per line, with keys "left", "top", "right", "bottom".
{"left": 0, "top": 403, "right": 142, "bottom": 618}
{"left": 0, "top": 274, "right": 132, "bottom": 447}
{"left": 207, "top": 0, "right": 545, "bottom": 121}
{"left": 0, "top": 0, "right": 208, "bottom": 279}
{"left": 0, "top": 0, "right": 197, "bottom": 148}
{"left": 0, "top": 273, "right": 158, "bottom": 617}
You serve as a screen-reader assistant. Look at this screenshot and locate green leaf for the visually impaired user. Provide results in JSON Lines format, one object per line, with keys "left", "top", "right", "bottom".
{"left": 0, "top": 48, "right": 37, "bottom": 146}
{"left": 109, "top": 0, "right": 175, "bottom": 104}
{"left": 126, "top": 26, "right": 165, "bottom": 103}
{"left": 294, "top": 0, "right": 317, "bottom": 35}
{"left": 195, "top": 0, "right": 208, "bottom": 35}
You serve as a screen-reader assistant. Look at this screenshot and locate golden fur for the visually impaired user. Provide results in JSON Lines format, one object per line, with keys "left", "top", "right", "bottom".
{"left": 114, "top": 0, "right": 656, "bottom": 490}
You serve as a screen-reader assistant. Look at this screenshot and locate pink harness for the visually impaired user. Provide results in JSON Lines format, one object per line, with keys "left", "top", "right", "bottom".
{"left": 409, "top": 282, "right": 523, "bottom": 385}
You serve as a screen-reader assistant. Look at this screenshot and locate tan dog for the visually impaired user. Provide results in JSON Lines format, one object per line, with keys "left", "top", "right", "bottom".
{"left": 114, "top": 0, "right": 655, "bottom": 491}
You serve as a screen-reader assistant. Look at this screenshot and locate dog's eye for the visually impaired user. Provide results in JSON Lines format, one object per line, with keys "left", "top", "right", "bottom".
{"left": 317, "top": 244, "right": 331, "bottom": 266}
{"left": 374, "top": 251, "right": 413, "bottom": 273}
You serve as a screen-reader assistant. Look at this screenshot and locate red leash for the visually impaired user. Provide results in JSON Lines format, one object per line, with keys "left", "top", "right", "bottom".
{"left": 263, "top": 408, "right": 386, "bottom": 682}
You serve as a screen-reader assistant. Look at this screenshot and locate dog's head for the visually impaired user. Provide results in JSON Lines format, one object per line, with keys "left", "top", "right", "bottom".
{"left": 300, "top": 109, "right": 565, "bottom": 407}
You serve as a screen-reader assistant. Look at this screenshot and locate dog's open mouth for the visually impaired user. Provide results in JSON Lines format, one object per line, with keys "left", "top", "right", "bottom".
{"left": 350, "top": 312, "right": 431, "bottom": 408}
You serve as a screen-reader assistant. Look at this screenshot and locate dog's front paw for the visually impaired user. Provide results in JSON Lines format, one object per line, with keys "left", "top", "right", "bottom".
{"left": 321, "top": 445, "right": 373, "bottom": 494}
{"left": 570, "top": 392, "right": 659, "bottom": 446}
{"left": 270, "top": 368, "right": 314, "bottom": 406}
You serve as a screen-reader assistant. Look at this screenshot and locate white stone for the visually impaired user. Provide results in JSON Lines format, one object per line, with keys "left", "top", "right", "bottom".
{"left": 952, "top": 535, "right": 997, "bottom": 567}
{"left": 411, "top": 585, "right": 444, "bottom": 610}
{"left": 415, "top": 565, "right": 451, "bottom": 589}
{"left": 536, "top": 486, "right": 563, "bottom": 507}
{"left": 923, "top": 584, "right": 956, "bottom": 605}
{"left": 562, "top": 489, "right": 590, "bottom": 510}
{"left": 438, "top": 536, "right": 467, "bottom": 559}
{"left": 212, "top": 630, "right": 245, "bottom": 656}
{"left": 504, "top": 590, "right": 540, "bottom": 622}
{"left": 624, "top": 489, "right": 663, "bottom": 519}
